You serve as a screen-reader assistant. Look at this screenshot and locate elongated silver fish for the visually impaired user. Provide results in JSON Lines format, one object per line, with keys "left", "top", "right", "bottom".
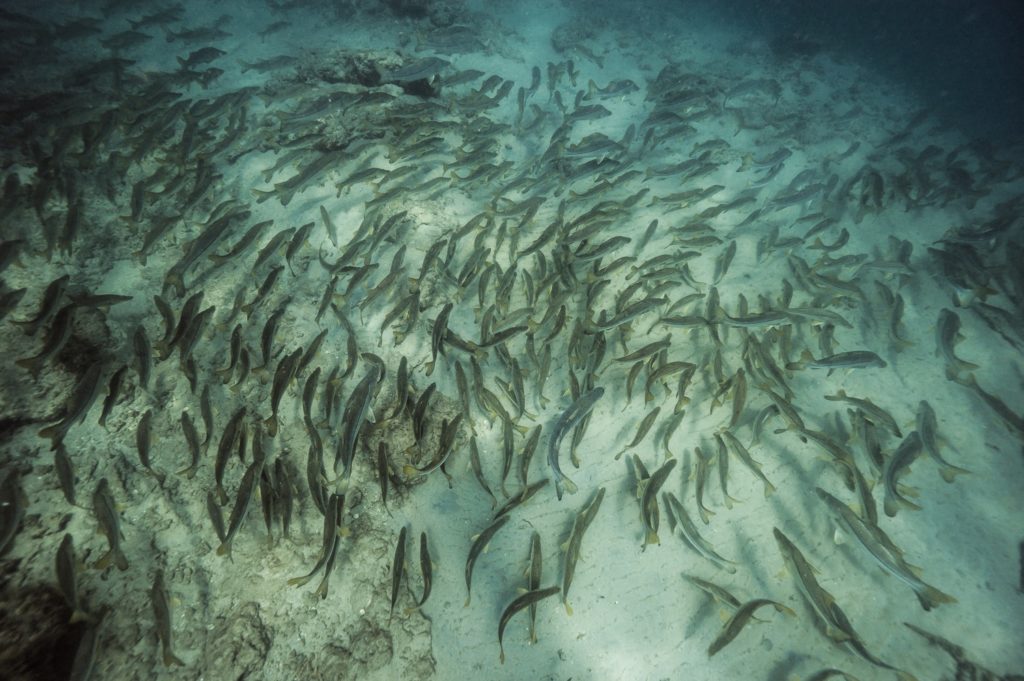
{"left": 547, "top": 387, "right": 604, "bottom": 499}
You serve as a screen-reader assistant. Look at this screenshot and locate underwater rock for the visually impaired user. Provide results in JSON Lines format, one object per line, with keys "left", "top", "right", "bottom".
{"left": 200, "top": 602, "right": 271, "bottom": 680}
{"left": 296, "top": 48, "right": 403, "bottom": 87}
{"left": 0, "top": 582, "right": 78, "bottom": 681}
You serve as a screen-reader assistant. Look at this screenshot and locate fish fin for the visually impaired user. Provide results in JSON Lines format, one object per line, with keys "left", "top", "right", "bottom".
{"left": 163, "top": 651, "right": 185, "bottom": 667}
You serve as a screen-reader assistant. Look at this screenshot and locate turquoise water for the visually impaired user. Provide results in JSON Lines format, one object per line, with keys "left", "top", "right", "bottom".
{"left": 0, "top": 1, "right": 1022, "bottom": 680}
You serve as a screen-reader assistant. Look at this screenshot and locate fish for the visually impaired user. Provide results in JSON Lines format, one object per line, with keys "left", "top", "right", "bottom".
{"left": 786, "top": 350, "right": 887, "bottom": 371}
{"left": 411, "top": 382, "right": 436, "bottom": 446}
{"left": 0, "top": 470, "right": 25, "bottom": 557}
{"left": 56, "top": 533, "right": 89, "bottom": 623}
{"left": 663, "top": 492, "right": 735, "bottom": 572}
{"left": 707, "top": 598, "right": 794, "bottom": 656}
{"left": 469, "top": 437, "right": 497, "bottom": 508}
{"left": 465, "top": 514, "right": 509, "bottom": 606}
{"left": 562, "top": 486, "right": 605, "bottom": 615}
{"left": 285, "top": 221, "right": 315, "bottom": 274}
{"left": 101, "top": 29, "right": 152, "bottom": 50}
{"left": 498, "top": 586, "right": 560, "bottom": 663}
{"left": 694, "top": 446, "right": 715, "bottom": 524}
{"left": 526, "top": 531, "right": 543, "bottom": 642}
{"left": 14, "top": 274, "right": 69, "bottom": 336}
{"left": 165, "top": 26, "right": 231, "bottom": 44}
{"left": 135, "top": 409, "right": 165, "bottom": 483}
{"left": 288, "top": 493, "right": 341, "bottom": 588}
{"left": 409, "top": 415, "right": 463, "bottom": 481}
{"left": 382, "top": 56, "right": 450, "bottom": 83}
{"left": 426, "top": 302, "right": 453, "bottom": 375}
{"left": 916, "top": 401, "right": 969, "bottom": 482}
{"left": 39, "top": 364, "right": 104, "bottom": 444}
{"left": 199, "top": 385, "right": 214, "bottom": 452}
{"left": 374, "top": 442, "right": 392, "bottom": 515}
{"left": 125, "top": 4, "right": 184, "bottom": 29}
{"left": 773, "top": 527, "right": 853, "bottom": 644}
{"left": 150, "top": 570, "right": 185, "bottom": 666}
{"left": 205, "top": 491, "right": 226, "bottom": 544}
{"left": 518, "top": 425, "right": 542, "bottom": 489}
{"left": 415, "top": 531, "right": 433, "bottom": 610}
{"left": 883, "top": 432, "right": 924, "bottom": 517}
{"left": 264, "top": 348, "right": 300, "bottom": 437}
{"left": 92, "top": 478, "right": 128, "bottom": 571}
{"left": 239, "top": 266, "right": 284, "bottom": 319}
{"left": 639, "top": 457, "right": 677, "bottom": 547}
{"left": 390, "top": 525, "right": 408, "bottom": 621}
{"left": 816, "top": 487, "right": 956, "bottom": 611}
{"left": 217, "top": 445, "right": 267, "bottom": 558}
{"left": 16, "top": 303, "right": 75, "bottom": 376}
{"left": 824, "top": 390, "right": 901, "bottom": 438}
{"left": 54, "top": 444, "right": 77, "bottom": 506}
{"left": 683, "top": 574, "right": 744, "bottom": 612}
{"left": 614, "top": 336, "right": 672, "bottom": 363}
{"left": 209, "top": 219, "right": 273, "bottom": 267}
{"left": 256, "top": 304, "right": 287, "bottom": 373}
{"left": 163, "top": 209, "right": 248, "bottom": 296}
{"left": 617, "top": 406, "right": 661, "bottom": 460}
{"left": 177, "top": 46, "right": 225, "bottom": 69}
{"left": 178, "top": 411, "right": 202, "bottom": 479}
{"left": 548, "top": 387, "right": 604, "bottom": 499}
{"left": 953, "top": 373, "right": 1024, "bottom": 439}
{"left": 318, "top": 205, "right": 339, "bottom": 248}
{"left": 241, "top": 54, "right": 298, "bottom": 72}
{"left": 0, "top": 287, "right": 26, "bottom": 322}
{"left": 936, "top": 308, "right": 979, "bottom": 379}
{"left": 214, "top": 407, "right": 246, "bottom": 504}
{"left": 712, "top": 240, "right": 737, "bottom": 284}
{"left": 68, "top": 606, "right": 107, "bottom": 681}
{"left": 494, "top": 479, "right": 549, "bottom": 520}
{"left": 718, "top": 431, "right": 775, "bottom": 497}
{"left": 258, "top": 20, "right": 291, "bottom": 38}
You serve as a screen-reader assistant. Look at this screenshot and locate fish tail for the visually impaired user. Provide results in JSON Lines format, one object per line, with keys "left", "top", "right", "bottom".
{"left": 163, "top": 650, "right": 185, "bottom": 667}
{"left": 14, "top": 357, "right": 38, "bottom": 371}
{"left": 957, "top": 357, "right": 980, "bottom": 372}
{"left": 37, "top": 422, "right": 63, "bottom": 442}
{"left": 938, "top": 463, "right": 970, "bottom": 483}
{"left": 69, "top": 608, "right": 91, "bottom": 625}
{"left": 93, "top": 550, "right": 113, "bottom": 571}
{"left": 251, "top": 188, "right": 275, "bottom": 204}
{"left": 162, "top": 270, "right": 184, "bottom": 298}
{"left": 918, "top": 585, "right": 957, "bottom": 611}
